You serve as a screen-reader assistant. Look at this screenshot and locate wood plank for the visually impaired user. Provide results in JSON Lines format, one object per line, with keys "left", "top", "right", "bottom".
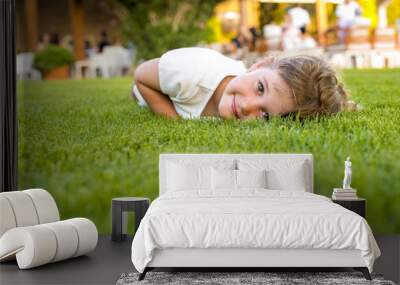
{"left": 316, "top": 0, "right": 328, "bottom": 46}
{"left": 239, "top": 0, "right": 247, "bottom": 27}
{"left": 25, "top": 0, "right": 38, "bottom": 52}
{"left": 68, "top": 0, "right": 85, "bottom": 61}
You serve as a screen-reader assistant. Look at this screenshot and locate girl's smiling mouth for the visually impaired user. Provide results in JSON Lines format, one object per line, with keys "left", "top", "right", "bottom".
{"left": 232, "top": 95, "right": 240, "bottom": 119}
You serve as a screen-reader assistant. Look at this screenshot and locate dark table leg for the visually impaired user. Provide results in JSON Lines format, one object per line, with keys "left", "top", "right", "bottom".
{"left": 112, "top": 201, "right": 124, "bottom": 242}
{"left": 122, "top": 210, "right": 128, "bottom": 237}
{"left": 134, "top": 201, "right": 149, "bottom": 233}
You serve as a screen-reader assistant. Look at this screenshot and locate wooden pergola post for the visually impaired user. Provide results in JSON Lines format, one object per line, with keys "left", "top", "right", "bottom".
{"left": 316, "top": 0, "right": 328, "bottom": 46}
{"left": 239, "top": 0, "right": 248, "bottom": 27}
{"left": 25, "top": 0, "right": 38, "bottom": 52}
{"left": 377, "top": 0, "right": 391, "bottom": 28}
{"left": 69, "top": 0, "right": 85, "bottom": 61}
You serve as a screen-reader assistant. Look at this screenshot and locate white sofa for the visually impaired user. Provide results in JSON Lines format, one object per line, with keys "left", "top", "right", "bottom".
{"left": 0, "top": 189, "right": 98, "bottom": 269}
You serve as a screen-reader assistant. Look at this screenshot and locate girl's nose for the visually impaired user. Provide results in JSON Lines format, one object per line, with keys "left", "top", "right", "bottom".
{"left": 241, "top": 97, "right": 263, "bottom": 118}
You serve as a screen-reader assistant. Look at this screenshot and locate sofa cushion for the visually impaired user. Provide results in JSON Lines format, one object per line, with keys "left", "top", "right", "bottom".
{"left": 0, "top": 196, "right": 17, "bottom": 237}
{"left": 0, "top": 189, "right": 60, "bottom": 238}
{"left": 0, "top": 191, "right": 39, "bottom": 227}
{"left": 24, "top": 189, "right": 60, "bottom": 224}
{"left": 0, "top": 218, "right": 97, "bottom": 269}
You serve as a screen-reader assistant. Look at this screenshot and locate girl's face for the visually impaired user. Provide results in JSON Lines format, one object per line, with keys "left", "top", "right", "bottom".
{"left": 218, "top": 68, "right": 296, "bottom": 120}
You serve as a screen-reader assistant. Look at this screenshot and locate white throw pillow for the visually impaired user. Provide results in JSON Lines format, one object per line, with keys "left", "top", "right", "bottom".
{"left": 211, "top": 168, "right": 236, "bottom": 190}
{"left": 166, "top": 159, "right": 237, "bottom": 193}
{"left": 167, "top": 162, "right": 211, "bottom": 191}
{"left": 236, "top": 169, "right": 267, "bottom": 189}
{"left": 211, "top": 169, "right": 268, "bottom": 190}
{"left": 238, "top": 159, "right": 308, "bottom": 191}
{"left": 266, "top": 167, "right": 306, "bottom": 191}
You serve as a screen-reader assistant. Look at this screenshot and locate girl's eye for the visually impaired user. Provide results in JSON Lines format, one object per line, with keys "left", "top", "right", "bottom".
{"left": 257, "top": 81, "right": 264, "bottom": 95}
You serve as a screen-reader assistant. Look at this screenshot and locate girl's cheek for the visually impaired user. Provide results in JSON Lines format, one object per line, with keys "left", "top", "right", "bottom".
{"left": 230, "top": 75, "right": 246, "bottom": 88}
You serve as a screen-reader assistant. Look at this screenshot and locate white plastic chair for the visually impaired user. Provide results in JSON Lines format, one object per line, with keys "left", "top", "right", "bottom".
{"left": 84, "top": 46, "right": 131, "bottom": 78}
{"left": 263, "top": 24, "right": 282, "bottom": 51}
{"left": 103, "top": 46, "right": 132, "bottom": 77}
{"left": 88, "top": 53, "right": 112, "bottom": 78}
{"left": 16, "top": 53, "right": 42, "bottom": 80}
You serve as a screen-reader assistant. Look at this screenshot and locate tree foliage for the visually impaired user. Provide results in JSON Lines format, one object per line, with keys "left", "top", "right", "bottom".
{"left": 116, "top": 0, "right": 223, "bottom": 61}
{"left": 259, "top": 3, "right": 284, "bottom": 27}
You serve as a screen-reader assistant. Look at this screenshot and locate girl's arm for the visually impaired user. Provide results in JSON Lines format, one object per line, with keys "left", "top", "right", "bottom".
{"left": 134, "top": 59, "right": 179, "bottom": 118}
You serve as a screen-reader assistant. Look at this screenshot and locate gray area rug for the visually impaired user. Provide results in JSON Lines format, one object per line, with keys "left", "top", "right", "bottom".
{"left": 116, "top": 271, "right": 396, "bottom": 285}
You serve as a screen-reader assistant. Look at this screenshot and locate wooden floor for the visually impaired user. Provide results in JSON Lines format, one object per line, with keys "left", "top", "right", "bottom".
{"left": 0, "top": 235, "right": 399, "bottom": 285}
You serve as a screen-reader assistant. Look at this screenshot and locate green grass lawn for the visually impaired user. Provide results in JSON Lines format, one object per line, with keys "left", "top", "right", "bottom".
{"left": 18, "top": 69, "right": 400, "bottom": 234}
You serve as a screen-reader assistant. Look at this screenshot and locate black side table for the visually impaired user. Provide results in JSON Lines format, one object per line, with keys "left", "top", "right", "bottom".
{"left": 332, "top": 198, "right": 366, "bottom": 218}
{"left": 112, "top": 197, "right": 150, "bottom": 242}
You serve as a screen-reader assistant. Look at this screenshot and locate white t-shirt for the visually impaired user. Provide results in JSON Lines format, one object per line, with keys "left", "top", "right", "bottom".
{"left": 288, "top": 7, "right": 310, "bottom": 29}
{"left": 133, "top": 47, "right": 246, "bottom": 119}
{"left": 336, "top": 1, "right": 361, "bottom": 28}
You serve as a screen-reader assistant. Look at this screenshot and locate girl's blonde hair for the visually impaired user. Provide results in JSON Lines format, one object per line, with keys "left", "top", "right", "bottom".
{"left": 259, "top": 55, "right": 357, "bottom": 118}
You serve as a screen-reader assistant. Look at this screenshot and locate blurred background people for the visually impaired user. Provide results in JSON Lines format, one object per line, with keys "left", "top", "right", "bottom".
{"left": 248, "top": 26, "right": 260, "bottom": 51}
{"left": 49, "top": 32, "right": 60, "bottom": 45}
{"left": 262, "top": 22, "right": 282, "bottom": 51}
{"left": 231, "top": 25, "right": 253, "bottom": 50}
{"left": 288, "top": 4, "right": 310, "bottom": 35}
{"left": 36, "top": 33, "right": 50, "bottom": 51}
{"left": 281, "top": 13, "right": 301, "bottom": 50}
{"left": 335, "top": 0, "right": 362, "bottom": 42}
{"left": 61, "top": 34, "right": 73, "bottom": 52}
{"left": 281, "top": 11, "right": 316, "bottom": 51}
{"left": 84, "top": 34, "right": 96, "bottom": 59}
{"left": 97, "top": 30, "right": 110, "bottom": 53}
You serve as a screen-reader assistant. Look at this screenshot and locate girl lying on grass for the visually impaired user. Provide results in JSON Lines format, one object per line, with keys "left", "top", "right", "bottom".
{"left": 132, "top": 47, "right": 356, "bottom": 120}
